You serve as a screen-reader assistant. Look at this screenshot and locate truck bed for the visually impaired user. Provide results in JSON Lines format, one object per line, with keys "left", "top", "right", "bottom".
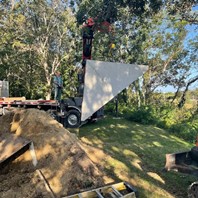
{"left": 0, "top": 97, "right": 58, "bottom": 107}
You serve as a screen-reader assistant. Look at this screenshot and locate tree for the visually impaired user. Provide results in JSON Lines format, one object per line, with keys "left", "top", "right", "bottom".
{"left": 165, "top": 0, "right": 198, "bottom": 106}
{"left": 166, "top": 0, "right": 198, "bottom": 24}
{"left": 1, "top": 0, "right": 196, "bottom": 106}
{"left": 178, "top": 75, "right": 198, "bottom": 108}
{"left": 139, "top": 9, "right": 196, "bottom": 108}
{"left": 75, "top": 0, "right": 165, "bottom": 107}
{"left": 0, "top": 0, "right": 78, "bottom": 99}
{"left": 23, "top": 0, "right": 79, "bottom": 99}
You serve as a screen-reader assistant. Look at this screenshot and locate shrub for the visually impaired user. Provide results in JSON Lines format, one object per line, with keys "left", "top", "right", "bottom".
{"left": 169, "top": 121, "right": 198, "bottom": 142}
{"left": 105, "top": 100, "right": 198, "bottom": 143}
{"left": 127, "top": 105, "right": 158, "bottom": 124}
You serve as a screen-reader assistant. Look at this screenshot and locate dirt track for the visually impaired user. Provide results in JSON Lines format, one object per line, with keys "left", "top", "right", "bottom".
{"left": 0, "top": 109, "right": 106, "bottom": 198}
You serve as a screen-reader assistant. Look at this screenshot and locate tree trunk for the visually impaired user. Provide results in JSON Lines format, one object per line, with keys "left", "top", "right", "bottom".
{"left": 178, "top": 75, "right": 198, "bottom": 108}
{"left": 45, "top": 78, "right": 52, "bottom": 100}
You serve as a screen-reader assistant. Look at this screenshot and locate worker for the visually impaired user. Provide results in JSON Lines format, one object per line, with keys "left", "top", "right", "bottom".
{"left": 53, "top": 71, "right": 63, "bottom": 101}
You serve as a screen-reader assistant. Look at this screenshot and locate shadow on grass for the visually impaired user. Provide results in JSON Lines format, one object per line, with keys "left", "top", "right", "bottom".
{"left": 78, "top": 116, "right": 197, "bottom": 198}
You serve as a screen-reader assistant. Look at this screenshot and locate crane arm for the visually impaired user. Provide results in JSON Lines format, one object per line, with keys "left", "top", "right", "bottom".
{"left": 82, "top": 17, "right": 113, "bottom": 61}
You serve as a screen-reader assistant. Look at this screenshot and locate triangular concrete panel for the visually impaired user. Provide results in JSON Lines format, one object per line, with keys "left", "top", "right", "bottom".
{"left": 81, "top": 60, "right": 148, "bottom": 121}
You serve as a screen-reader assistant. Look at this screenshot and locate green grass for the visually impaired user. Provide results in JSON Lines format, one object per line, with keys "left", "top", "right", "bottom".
{"left": 75, "top": 116, "right": 197, "bottom": 198}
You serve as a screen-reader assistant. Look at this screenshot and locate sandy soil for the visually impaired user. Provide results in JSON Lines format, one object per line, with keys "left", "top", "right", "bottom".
{"left": 0, "top": 109, "right": 107, "bottom": 198}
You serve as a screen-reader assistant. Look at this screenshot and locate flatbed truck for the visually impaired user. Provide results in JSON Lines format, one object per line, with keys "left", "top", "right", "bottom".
{"left": 0, "top": 97, "right": 103, "bottom": 128}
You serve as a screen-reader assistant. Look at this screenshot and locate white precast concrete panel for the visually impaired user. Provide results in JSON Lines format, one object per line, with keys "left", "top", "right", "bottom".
{"left": 81, "top": 60, "right": 148, "bottom": 121}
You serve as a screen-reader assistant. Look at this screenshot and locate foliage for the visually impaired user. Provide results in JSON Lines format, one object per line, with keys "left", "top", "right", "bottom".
{"left": 0, "top": 0, "right": 78, "bottom": 99}
{"left": 112, "top": 89, "right": 198, "bottom": 142}
{"left": 170, "top": 120, "right": 198, "bottom": 142}
{"left": 0, "top": 0, "right": 197, "bottom": 103}
{"left": 168, "top": 107, "right": 198, "bottom": 142}
{"left": 75, "top": 0, "right": 163, "bottom": 25}
{"left": 165, "top": 0, "right": 198, "bottom": 24}
{"left": 126, "top": 105, "right": 158, "bottom": 124}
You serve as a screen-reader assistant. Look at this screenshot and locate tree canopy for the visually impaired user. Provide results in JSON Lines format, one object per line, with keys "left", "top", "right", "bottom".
{"left": 0, "top": 0, "right": 197, "bottom": 106}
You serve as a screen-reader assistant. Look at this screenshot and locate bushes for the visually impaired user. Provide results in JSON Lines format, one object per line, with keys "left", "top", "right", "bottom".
{"left": 104, "top": 95, "right": 198, "bottom": 142}
{"left": 125, "top": 104, "right": 175, "bottom": 126}
{"left": 126, "top": 105, "right": 158, "bottom": 124}
{"left": 104, "top": 100, "right": 118, "bottom": 116}
{"left": 120, "top": 103, "right": 198, "bottom": 142}
{"left": 170, "top": 122, "right": 198, "bottom": 142}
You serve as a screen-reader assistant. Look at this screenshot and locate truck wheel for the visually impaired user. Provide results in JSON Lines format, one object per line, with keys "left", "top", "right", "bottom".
{"left": 65, "top": 110, "right": 81, "bottom": 128}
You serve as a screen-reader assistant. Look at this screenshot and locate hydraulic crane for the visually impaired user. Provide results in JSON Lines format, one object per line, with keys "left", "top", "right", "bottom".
{"left": 82, "top": 17, "right": 113, "bottom": 61}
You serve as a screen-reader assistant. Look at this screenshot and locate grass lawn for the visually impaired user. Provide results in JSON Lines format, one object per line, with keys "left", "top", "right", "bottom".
{"left": 72, "top": 116, "right": 197, "bottom": 198}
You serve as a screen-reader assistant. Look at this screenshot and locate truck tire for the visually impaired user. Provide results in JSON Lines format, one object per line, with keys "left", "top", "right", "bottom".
{"left": 65, "top": 109, "right": 81, "bottom": 128}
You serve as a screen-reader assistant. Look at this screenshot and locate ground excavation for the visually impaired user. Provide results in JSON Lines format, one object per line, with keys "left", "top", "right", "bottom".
{"left": 0, "top": 108, "right": 111, "bottom": 198}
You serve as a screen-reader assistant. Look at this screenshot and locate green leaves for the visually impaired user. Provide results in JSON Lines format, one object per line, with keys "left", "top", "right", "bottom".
{"left": 0, "top": 0, "right": 79, "bottom": 99}
{"left": 0, "top": 0, "right": 196, "bottom": 105}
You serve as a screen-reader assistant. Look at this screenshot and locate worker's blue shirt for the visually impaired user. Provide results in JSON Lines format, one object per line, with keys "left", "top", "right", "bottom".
{"left": 54, "top": 76, "right": 63, "bottom": 88}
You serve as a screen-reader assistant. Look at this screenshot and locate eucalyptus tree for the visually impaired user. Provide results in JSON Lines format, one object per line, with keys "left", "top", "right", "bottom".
{"left": 141, "top": 12, "right": 196, "bottom": 104}
{"left": 119, "top": 7, "right": 197, "bottom": 107}
{"left": 0, "top": 0, "right": 78, "bottom": 99}
{"left": 0, "top": 1, "right": 35, "bottom": 97}
{"left": 164, "top": 0, "right": 198, "bottom": 107}
{"left": 20, "top": 0, "right": 78, "bottom": 99}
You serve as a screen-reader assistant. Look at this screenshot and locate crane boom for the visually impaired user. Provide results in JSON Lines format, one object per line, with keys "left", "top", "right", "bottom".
{"left": 82, "top": 17, "right": 113, "bottom": 61}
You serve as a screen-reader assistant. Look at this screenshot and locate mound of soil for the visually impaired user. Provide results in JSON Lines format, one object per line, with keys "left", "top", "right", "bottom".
{"left": 0, "top": 109, "right": 104, "bottom": 198}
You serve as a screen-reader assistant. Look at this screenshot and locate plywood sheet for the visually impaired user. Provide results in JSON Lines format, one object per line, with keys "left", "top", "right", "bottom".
{"left": 0, "top": 133, "right": 31, "bottom": 168}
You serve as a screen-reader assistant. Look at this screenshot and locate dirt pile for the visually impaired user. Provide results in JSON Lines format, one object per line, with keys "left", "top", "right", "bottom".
{"left": 0, "top": 108, "right": 104, "bottom": 198}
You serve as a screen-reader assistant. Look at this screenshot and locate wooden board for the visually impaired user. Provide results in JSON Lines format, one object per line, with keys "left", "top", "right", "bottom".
{"left": 0, "top": 133, "right": 31, "bottom": 169}
{"left": 3, "top": 97, "right": 26, "bottom": 102}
